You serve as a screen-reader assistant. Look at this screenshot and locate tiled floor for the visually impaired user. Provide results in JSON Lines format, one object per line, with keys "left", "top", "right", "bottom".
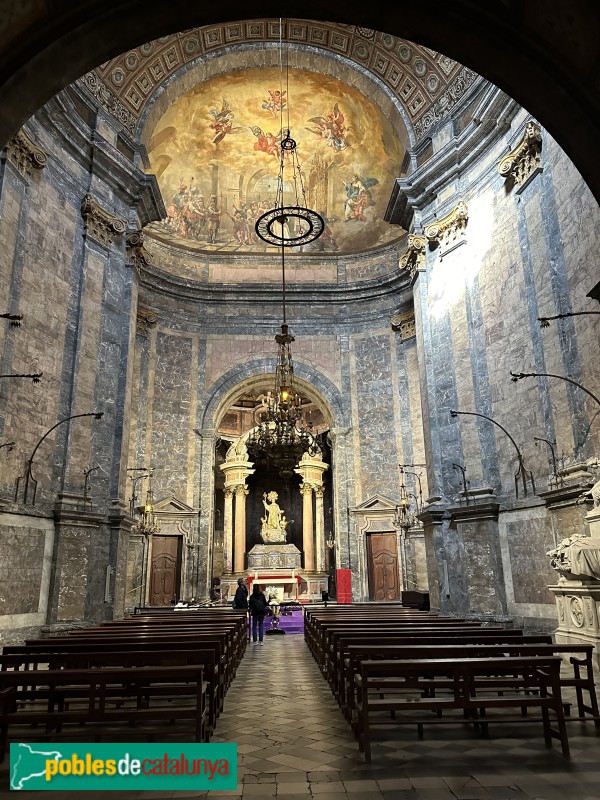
{"left": 3, "top": 635, "right": 600, "bottom": 799}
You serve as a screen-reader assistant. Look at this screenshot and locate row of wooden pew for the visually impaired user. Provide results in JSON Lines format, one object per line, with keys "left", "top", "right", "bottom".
{"left": 304, "top": 604, "right": 600, "bottom": 762}
{"left": 0, "top": 607, "right": 248, "bottom": 760}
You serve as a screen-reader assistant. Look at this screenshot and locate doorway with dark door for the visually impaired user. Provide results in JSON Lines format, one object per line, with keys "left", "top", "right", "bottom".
{"left": 149, "top": 535, "right": 183, "bottom": 605}
{"left": 367, "top": 532, "right": 400, "bottom": 601}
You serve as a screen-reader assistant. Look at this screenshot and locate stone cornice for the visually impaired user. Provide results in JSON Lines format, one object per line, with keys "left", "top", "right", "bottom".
{"left": 497, "top": 120, "right": 542, "bottom": 187}
{"left": 81, "top": 194, "right": 126, "bottom": 248}
{"left": 388, "top": 87, "right": 517, "bottom": 214}
{"left": 424, "top": 200, "right": 468, "bottom": 249}
{"left": 5, "top": 127, "right": 48, "bottom": 179}
{"left": 32, "top": 91, "right": 165, "bottom": 225}
{"left": 135, "top": 257, "right": 412, "bottom": 307}
{"left": 398, "top": 234, "right": 426, "bottom": 282}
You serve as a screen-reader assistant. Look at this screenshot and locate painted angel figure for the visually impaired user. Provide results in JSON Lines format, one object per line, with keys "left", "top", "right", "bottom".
{"left": 208, "top": 99, "right": 243, "bottom": 145}
{"left": 306, "top": 103, "right": 348, "bottom": 152}
{"left": 250, "top": 126, "right": 281, "bottom": 158}
{"left": 261, "top": 89, "right": 286, "bottom": 117}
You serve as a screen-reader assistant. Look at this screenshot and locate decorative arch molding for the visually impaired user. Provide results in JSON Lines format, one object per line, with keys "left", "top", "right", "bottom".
{"left": 199, "top": 355, "right": 347, "bottom": 432}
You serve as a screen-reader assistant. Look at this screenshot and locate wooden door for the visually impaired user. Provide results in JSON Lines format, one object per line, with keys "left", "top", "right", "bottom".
{"left": 149, "top": 535, "right": 182, "bottom": 606}
{"left": 367, "top": 533, "right": 400, "bottom": 601}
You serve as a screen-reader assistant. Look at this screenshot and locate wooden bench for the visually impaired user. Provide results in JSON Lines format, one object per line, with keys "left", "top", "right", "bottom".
{"left": 355, "top": 656, "right": 569, "bottom": 761}
{"left": 0, "top": 647, "right": 223, "bottom": 734}
{"left": 331, "top": 632, "right": 552, "bottom": 710}
{"left": 316, "top": 623, "right": 497, "bottom": 680}
{"left": 24, "top": 632, "right": 235, "bottom": 686}
{"left": 0, "top": 665, "right": 207, "bottom": 751}
{"left": 308, "top": 619, "right": 480, "bottom": 666}
{"left": 343, "top": 642, "right": 599, "bottom": 728}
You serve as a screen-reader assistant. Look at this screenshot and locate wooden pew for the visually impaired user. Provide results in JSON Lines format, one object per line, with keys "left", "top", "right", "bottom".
{"left": 0, "top": 647, "right": 222, "bottom": 734}
{"left": 307, "top": 618, "right": 479, "bottom": 665}
{"left": 10, "top": 634, "right": 234, "bottom": 693}
{"left": 330, "top": 631, "right": 550, "bottom": 709}
{"left": 355, "top": 656, "right": 569, "bottom": 762}
{"left": 342, "top": 641, "right": 599, "bottom": 727}
{"left": 0, "top": 665, "right": 207, "bottom": 747}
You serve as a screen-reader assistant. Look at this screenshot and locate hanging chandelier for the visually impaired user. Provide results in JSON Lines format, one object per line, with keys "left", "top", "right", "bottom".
{"left": 129, "top": 467, "right": 161, "bottom": 536}
{"left": 247, "top": 18, "right": 323, "bottom": 475}
{"left": 393, "top": 464, "right": 425, "bottom": 533}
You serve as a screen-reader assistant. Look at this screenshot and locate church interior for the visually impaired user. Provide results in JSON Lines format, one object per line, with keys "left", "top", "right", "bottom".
{"left": 1, "top": 2, "right": 600, "bottom": 796}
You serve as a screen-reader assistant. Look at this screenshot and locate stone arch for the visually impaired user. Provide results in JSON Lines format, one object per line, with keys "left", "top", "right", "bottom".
{"left": 199, "top": 356, "right": 347, "bottom": 432}
{"left": 1, "top": 7, "right": 600, "bottom": 203}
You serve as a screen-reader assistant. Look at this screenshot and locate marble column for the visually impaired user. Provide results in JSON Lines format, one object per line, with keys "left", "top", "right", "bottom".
{"left": 234, "top": 485, "right": 248, "bottom": 573}
{"left": 301, "top": 483, "right": 315, "bottom": 571}
{"left": 223, "top": 488, "right": 234, "bottom": 574}
{"left": 315, "top": 486, "right": 326, "bottom": 572}
{"left": 294, "top": 453, "right": 329, "bottom": 574}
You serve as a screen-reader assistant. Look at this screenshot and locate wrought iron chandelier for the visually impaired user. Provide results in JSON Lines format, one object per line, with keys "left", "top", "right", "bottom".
{"left": 393, "top": 464, "right": 425, "bottom": 533}
{"left": 128, "top": 467, "right": 161, "bottom": 535}
{"left": 247, "top": 18, "right": 322, "bottom": 474}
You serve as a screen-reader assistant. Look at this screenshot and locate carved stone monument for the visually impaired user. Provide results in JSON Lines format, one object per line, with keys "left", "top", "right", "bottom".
{"left": 547, "top": 499, "right": 600, "bottom": 670}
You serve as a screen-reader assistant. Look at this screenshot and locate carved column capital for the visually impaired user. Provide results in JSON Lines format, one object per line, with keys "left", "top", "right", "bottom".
{"left": 81, "top": 194, "right": 126, "bottom": 248}
{"left": 391, "top": 309, "right": 416, "bottom": 340}
{"left": 234, "top": 485, "right": 249, "bottom": 497}
{"left": 5, "top": 128, "right": 48, "bottom": 178}
{"left": 224, "top": 488, "right": 235, "bottom": 500}
{"left": 424, "top": 200, "right": 468, "bottom": 251}
{"left": 399, "top": 234, "right": 426, "bottom": 281}
{"left": 300, "top": 482, "right": 315, "bottom": 497}
{"left": 136, "top": 307, "right": 158, "bottom": 336}
{"left": 126, "top": 230, "right": 150, "bottom": 271}
{"left": 498, "top": 121, "right": 542, "bottom": 187}
{"left": 314, "top": 486, "right": 325, "bottom": 499}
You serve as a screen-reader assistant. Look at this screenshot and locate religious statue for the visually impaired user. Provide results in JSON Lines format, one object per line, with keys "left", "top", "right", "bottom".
{"left": 260, "top": 491, "right": 290, "bottom": 543}
{"left": 584, "top": 458, "right": 600, "bottom": 508}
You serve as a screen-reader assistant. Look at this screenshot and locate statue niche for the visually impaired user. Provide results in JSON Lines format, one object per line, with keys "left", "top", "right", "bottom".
{"left": 261, "top": 491, "right": 290, "bottom": 543}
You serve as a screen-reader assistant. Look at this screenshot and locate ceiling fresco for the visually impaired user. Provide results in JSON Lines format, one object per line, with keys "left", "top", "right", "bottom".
{"left": 145, "top": 67, "right": 407, "bottom": 255}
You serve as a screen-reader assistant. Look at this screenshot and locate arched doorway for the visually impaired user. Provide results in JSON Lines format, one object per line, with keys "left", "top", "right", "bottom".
{"left": 211, "top": 379, "right": 335, "bottom": 603}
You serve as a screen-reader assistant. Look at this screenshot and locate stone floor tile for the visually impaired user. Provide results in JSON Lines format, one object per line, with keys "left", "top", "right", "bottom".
{"left": 310, "top": 780, "right": 346, "bottom": 792}
{"left": 343, "top": 779, "right": 381, "bottom": 791}
{"left": 377, "top": 779, "right": 413, "bottom": 791}
{"left": 274, "top": 781, "right": 310, "bottom": 793}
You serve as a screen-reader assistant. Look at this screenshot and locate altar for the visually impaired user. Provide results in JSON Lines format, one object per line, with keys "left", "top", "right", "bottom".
{"left": 247, "top": 572, "right": 301, "bottom": 602}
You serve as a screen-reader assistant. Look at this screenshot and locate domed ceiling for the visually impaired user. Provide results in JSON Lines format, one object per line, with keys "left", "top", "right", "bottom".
{"left": 82, "top": 19, "right": 479, "bottom": 260}
{"left": 144, "top": 66, "right": 405, "bottom": 255}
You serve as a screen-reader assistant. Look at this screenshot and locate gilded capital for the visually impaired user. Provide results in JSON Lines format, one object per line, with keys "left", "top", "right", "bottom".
{"left": 5, "top": 128, "right": 48, "bottom": 178}
{"left": 498, "top": 121, "right": 542, "bottom": 187}
{"left": 81, "top": 194, "right": 126, "bottom": 248}
{"left": 391, "top": 310, "right": 416, "bottom": 340}
{"left": 424, "top": 200, "right": 468, "bottom": 250}
{"left": 399, "top": 234, "right": 426, "bottom": 281}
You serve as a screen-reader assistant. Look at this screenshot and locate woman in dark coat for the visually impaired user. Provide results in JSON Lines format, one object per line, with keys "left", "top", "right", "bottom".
{"left": 248, "top": 584, "right": 268, "bottom": 644}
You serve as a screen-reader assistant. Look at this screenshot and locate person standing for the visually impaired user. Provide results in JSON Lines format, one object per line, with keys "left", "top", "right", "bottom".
{"left": 232, "top": 577, "right": 248, "bottom": 610}
{"left": 248, "top": 583, "right": 268, "bottom": 644}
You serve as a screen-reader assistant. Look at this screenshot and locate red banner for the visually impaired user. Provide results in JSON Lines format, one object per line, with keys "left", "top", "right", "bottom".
{"left": 336, "top": 568, "right": 352, "bottom": 603}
